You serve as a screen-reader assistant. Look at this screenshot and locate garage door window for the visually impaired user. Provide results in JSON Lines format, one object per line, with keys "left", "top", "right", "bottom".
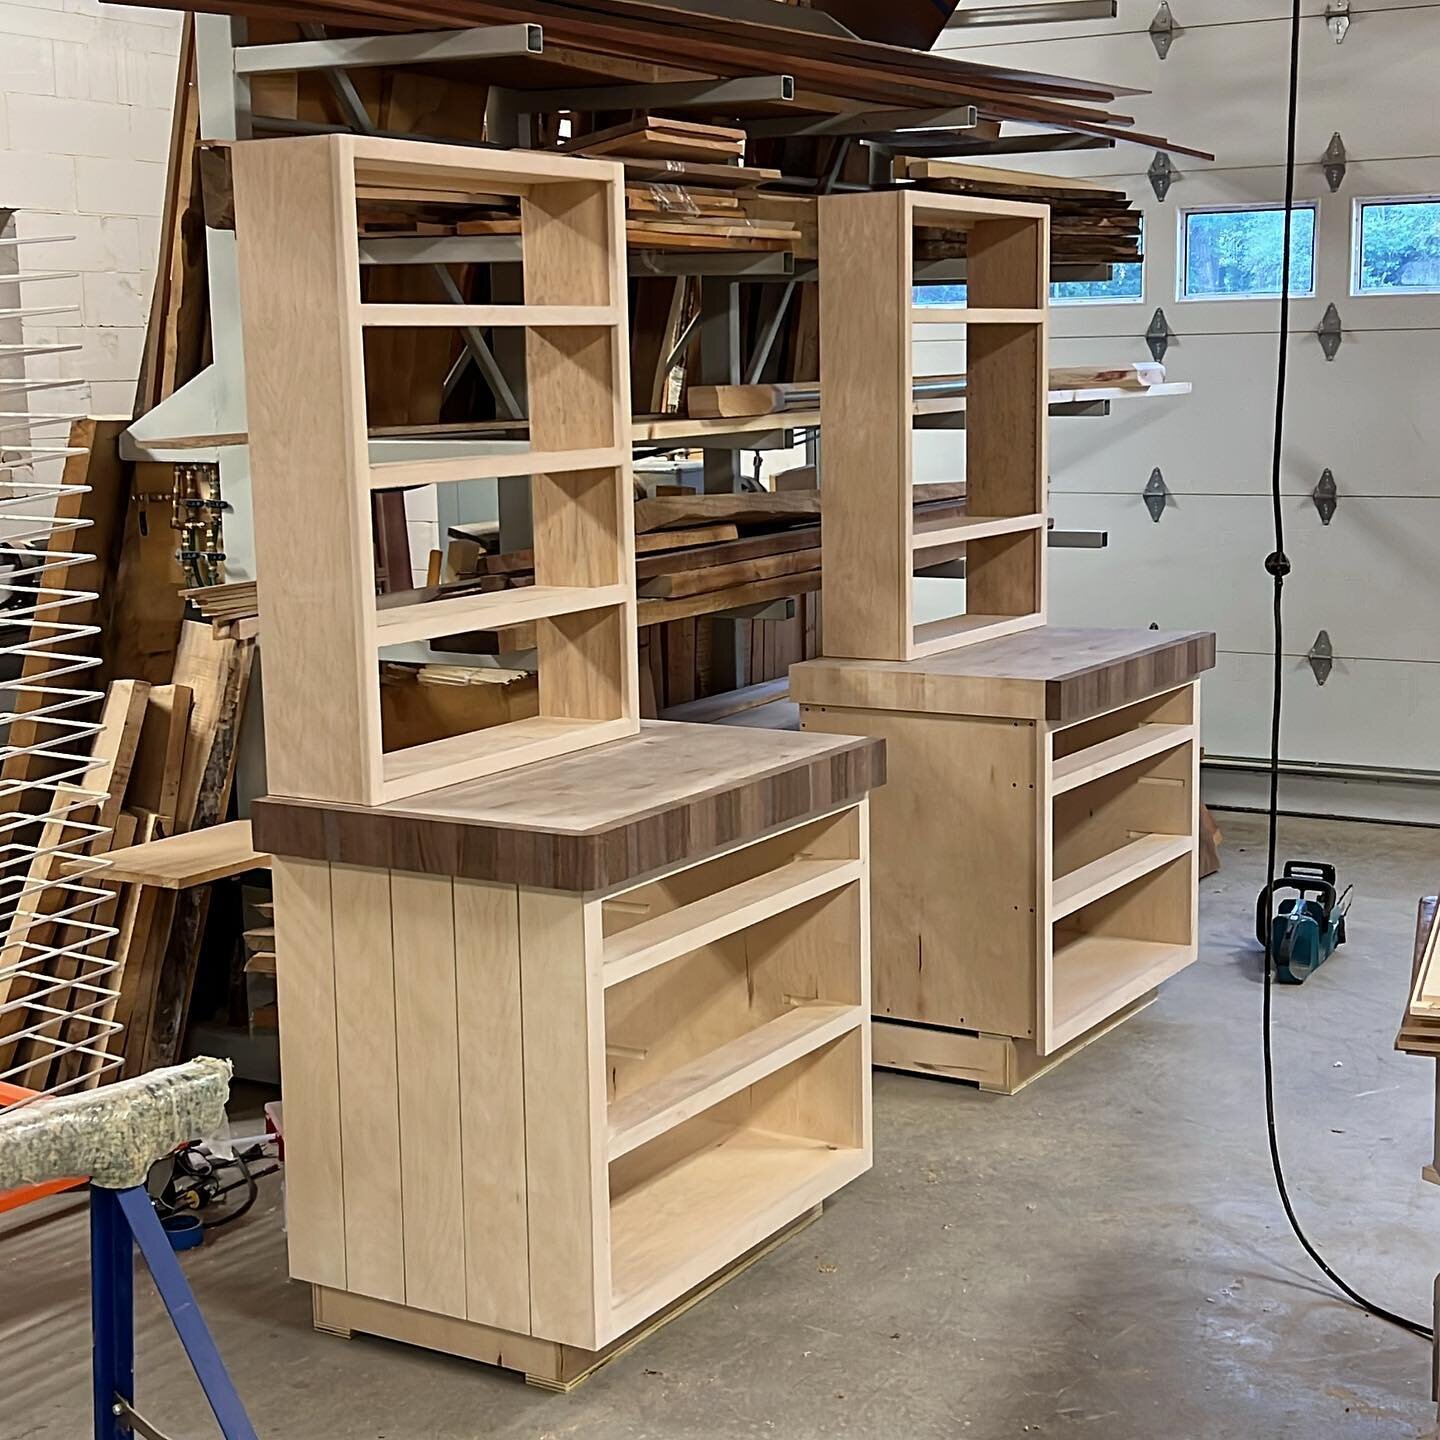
{"left": 1180, "top": 204, "right": 1316, "bottom": 300}
{"left": 914, "top": 258, "right": 1144, "bottom": 308}
{"left": 1353, "top": 197, "right": 1440, "bottom": 294}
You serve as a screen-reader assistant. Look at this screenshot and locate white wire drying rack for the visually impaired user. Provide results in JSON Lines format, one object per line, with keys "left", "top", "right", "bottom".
{"left": 0, "top": 220, "right": 122, "bottom": 1106}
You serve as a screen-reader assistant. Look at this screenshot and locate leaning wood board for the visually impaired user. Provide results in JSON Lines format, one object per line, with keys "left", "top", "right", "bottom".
{"left": 263, "top": 719, "right": 879, "bottom": 1362}
{"left": 794, "top": 625, "right": 1213, "bottom": 1067}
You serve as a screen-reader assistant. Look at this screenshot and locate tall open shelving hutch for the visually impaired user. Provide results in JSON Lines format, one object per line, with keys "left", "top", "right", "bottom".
{"left": 237, "top": 135, "right": 883, "bottom": 1385}
{"left": 792, "top": 189, "right": 1215, "bottom": 1093}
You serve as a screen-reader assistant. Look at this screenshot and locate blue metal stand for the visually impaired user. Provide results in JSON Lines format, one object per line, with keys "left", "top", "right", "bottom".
{"left": 89, "top": 1185, "right": 259, "bottom": 1440}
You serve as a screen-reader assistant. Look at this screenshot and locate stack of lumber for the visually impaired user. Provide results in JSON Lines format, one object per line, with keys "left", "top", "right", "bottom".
{"left": 183, "top": 579, "right": 260, "bottom": 639}
{"left": 1396, "top": 895, "right": 1440, "bottom": 1056}
{"left": 900, "top": 159, "right": 1144, "bottom": 270}
{"left": 109, "top": 0, "right": 1214, "bottom": 161}
{"left": 0, "top": 623, "right": 257, "bottom": 1088}
{"left": 567, "top": 115, "right": 745, "bottom": 163}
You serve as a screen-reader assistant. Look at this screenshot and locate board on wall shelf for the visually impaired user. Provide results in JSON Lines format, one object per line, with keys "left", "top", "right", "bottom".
{"left": 232, "top": 135, "right": 639, "bottom": 807}
{"left": 817, "top": 189, "right": 1049, "bottom": 663}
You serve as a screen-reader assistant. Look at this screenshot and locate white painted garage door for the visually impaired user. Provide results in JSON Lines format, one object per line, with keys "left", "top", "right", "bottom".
{"left": 923, "top": 2, "right": 1440, "bottom": 812}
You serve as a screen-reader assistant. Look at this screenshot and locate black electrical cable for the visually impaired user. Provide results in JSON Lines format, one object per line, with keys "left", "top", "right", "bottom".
{"left": 1260, "top": 0, "right": 1432, "bottom": 1344}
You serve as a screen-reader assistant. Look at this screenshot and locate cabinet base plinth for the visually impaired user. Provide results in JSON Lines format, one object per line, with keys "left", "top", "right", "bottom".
{"left": 309, "top": 1205, "right": 822, "bottom": 1393}
{"left": 873, "top": 993, "right": 1157, "bottom": 1095}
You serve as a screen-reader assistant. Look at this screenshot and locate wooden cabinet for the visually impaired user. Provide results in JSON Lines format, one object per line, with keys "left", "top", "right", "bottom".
{"left": 254, "top": 721, "right": 882, "bottom": 1381}
{"left": 232, "top": 135, "right": 639, "bottom": 807}
{"left": 792, "top": 627, "right": 1214, "bottom": 1093}
{"left": 817, "top": 188, "right": 1049, "bottom": 661}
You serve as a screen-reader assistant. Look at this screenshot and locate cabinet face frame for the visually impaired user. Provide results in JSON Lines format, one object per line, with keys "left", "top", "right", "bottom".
{"left": 817, "top": 188, "right": 1050, "bottom": 663}
{"left": 234, "top": 135, "right": 639, "bottom": 807}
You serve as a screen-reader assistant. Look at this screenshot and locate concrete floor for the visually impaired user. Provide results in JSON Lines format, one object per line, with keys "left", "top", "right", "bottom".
{"left": 7, "top": 811, "right": 1440, "bottom": 1439}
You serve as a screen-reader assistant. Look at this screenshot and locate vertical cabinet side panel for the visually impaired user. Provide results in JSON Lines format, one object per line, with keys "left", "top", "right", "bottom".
{"left": 522, "top": 176, "right": 639, "bottom": 730}
{"left": 519, "top": 887, "right": 610, "bottom": 1349}
{"left": 331, "top": 862, "right": 406, "bottom": 1304}
{"left": 453, "top": 876, "right": 532, "bottom": 1334}
{"left": 965, "top": 213, "right": 1048, "bottom": 623}
{"left": 391, "top": 868, "right": 467, "bottom": 1320}
{"left": 272, "top": 857, "right": 347, "bottom": 1289}
{"left": 818, "top": 191, "right": 913, "bottom": 660}
{"left": 1037, "top": 725, "right": 1057, "bottom": 1054}
{"left": 232, "top": 135, "right": 380, "bottom": 805}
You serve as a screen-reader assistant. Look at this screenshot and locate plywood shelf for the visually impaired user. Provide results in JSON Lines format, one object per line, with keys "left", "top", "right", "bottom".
{"left": 373, "top": 583, "right": 628, "bottom": 648}
{"left": 380, "top": 715, "right": 633, "bottom": 801}
{"left": 1050, "top": 723, "right": 1194, "bottom": 796}
{"left": 357, "top": 303, "right": 621, "bottom": 328}
{"left": 1051, "top": 833, "right": 1192, "bottom": 922}
{"left": 912, "top": 512, "right": 1045, "bottom": 552}
{"left": 607, "top": 1004, "right": 861, "bottom": 1161}
{"left": 910, "top": 612, "right": 1042, "bottom": 658}
{"left": 1050, "top": 934, "right": 1194, "bottom": 1050}
{"left": 368, "top": 446, "right": 625, "bottom": 490}
{"left": 609, "top": 1124, "right": 868, "bottom": 1335}
{"left": 602, "top": 857, "right": 862, "bottom": 989}
{"left": 910, "top": 307, "right": 1045, "bottom": 325}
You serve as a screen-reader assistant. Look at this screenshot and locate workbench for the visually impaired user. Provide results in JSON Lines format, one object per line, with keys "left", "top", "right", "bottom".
{"left": 791, "top": 625, "right": 1214, "bottom": 1093}
{"left": 252, "top": 719, "right": 882, "bottom": 1387}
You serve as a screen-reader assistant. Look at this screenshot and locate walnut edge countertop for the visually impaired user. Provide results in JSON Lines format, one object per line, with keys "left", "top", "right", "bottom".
{"left": 252, "top": 720, "right": 884, "bottom": 892}
{"left": 790, "top": 627, "right": 1217, "bottom": 724}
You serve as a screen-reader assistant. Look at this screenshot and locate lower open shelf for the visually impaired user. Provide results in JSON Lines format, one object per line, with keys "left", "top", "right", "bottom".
{"left": 608, "top": 1122, "right": 867, "bottom": 1337}
{"left": 1049, "top": 934, "right": 1194, "bottom": 1051}
{"left": 1051, "top": 832, "right": 1192, "bottom": 922}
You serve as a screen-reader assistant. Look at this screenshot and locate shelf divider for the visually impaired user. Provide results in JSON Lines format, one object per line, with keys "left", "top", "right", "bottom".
{"left": 603, "top": 857, "right": 862, "bottom": 989}
{"left": 373, "top": 582, "right": 628, "bottom": 648}
{"left": 368, "top": 445, "right": 624, "bottom": 489}
{"left": 1051, "top": 833, "right": 1193, "bottom": 922}
{"left": 607, "top": 1003, "right": 862, "bottom": 1162}
{"left": 1050, "top": 723, "right": 1195, "bottom": 796}
{"left": 358, "top": 302, "right": 621, "bottom": 327}
{"left": 912, "top": 512, "right": 1045, "bottom": 552}
{"left": 910, "top": 306, "right": 1046, "bottom": 325}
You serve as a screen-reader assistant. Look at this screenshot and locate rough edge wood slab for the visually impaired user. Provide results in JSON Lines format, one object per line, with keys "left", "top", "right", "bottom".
{"left": 791, "top": 626, "right": 1216, "bottom": 724}
{"left": 253, "top": 721, "right": 884, "bottom": 892}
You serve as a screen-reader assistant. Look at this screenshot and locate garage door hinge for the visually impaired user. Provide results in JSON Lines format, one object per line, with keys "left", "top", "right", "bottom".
{"left": 1145, "top": 307, "right": 1173, "bottom": 361}
{"left": 1322, "top": 132, "right": 1346, "bottom": 192}
{"left": 1147, "top": 151, "right": 1176, "bottom": 201}
{"left": 1308, "top": 631, "right": 1334, "bottom": 685}
{"left": 1313, "top": 468, "right": 1338, "bottom": 525}
{"left": 1316, "top": 303, "right": 1343, "bottom": 361}
{"left": 1143, "top": 468, "right": 1169, "bottom": 522}
{"left": 1325, "top": 0, "right": 1349, "bottom": 43}
{"left": 1149, "top": 1, "right": 1179, "bottom": 58}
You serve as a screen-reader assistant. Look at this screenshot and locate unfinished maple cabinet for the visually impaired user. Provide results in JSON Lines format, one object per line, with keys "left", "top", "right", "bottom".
{"left": 252, "top": 721, "right": 881, "bottom": 1383}
{"left": 792, "top": 629, "right": 1214, "bottom": 1092}
{"left": 817, "top": 187, "right": 1049, "bottom": 661}
{"left": 232, "top": 134, "right": 638, "bottom": 807}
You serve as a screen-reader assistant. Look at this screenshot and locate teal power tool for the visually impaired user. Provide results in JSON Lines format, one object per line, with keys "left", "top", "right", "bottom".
{"left": 1256, "top": 860, "right": 1353, "bottom": 984}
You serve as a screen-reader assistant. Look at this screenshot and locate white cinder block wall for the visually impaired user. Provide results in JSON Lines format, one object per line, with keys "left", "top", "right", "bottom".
{"left": 0, "top": 0, "right": 181, "bottom": 413}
